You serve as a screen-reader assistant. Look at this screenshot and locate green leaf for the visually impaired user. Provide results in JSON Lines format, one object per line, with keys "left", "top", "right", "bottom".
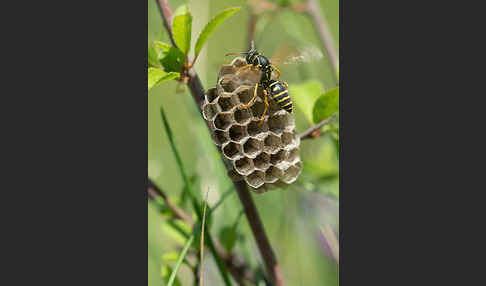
{"left": 148, "top": 44, "right": 161, "bottom": 68}
{"left": 173, "top": 4, "right": 189, "bottom": 16}
{"left": 313, "top": 87, "right": 339, "bottom": 123}
{"left": 166, "top": 233, "right": 194, "bottom": 286}
{"left": 162, "top": 252, "right": 180, "bottom": 262}
{"left": 148, "top": 68, "right": 179, "bottom": 91}
{"left": 153, "top": 41, "right": 185, "bottom": 72}
{"left": 172, "top": 9, "right": 192, "bottom": 56}
{"left": 218, "top": 210, "right": 244, "bottom": 252}
{"left": 219, "top": 226, "right": 237, "bottom": 252}
{"left": 161, "top": 265, "right": 182, "bottom": 286}
{"left": 161, "top": 220, "right": 190, "bottom": 245}
{"left": 289, "top": 80, "right": 325, "bottom": 123}
{"left": 194, "top": 7, "right": 240, "bottom": 60}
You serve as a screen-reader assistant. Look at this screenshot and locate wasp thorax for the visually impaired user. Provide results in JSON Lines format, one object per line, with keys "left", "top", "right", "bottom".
{"left": 202, "top": 57, "right": 302, "bottom": 193}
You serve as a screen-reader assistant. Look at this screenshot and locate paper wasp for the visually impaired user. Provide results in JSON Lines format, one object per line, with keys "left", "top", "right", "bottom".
{"left": 225, "top": 41, "right": 292, "bottom": 125}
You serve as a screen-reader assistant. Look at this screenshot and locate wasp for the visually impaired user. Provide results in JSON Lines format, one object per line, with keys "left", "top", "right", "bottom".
{"left": 225, "top": 41, "right": 292, "bottom": 125}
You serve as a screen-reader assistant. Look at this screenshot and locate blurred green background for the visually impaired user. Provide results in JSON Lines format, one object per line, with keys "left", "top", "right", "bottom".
{"left": 148, "top": 0, "right": 339, "bottom": 285}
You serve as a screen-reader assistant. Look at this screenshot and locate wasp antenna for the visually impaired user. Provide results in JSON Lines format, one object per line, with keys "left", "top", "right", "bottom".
{"left": 225, "top": 52, "right": 248, "bottom": 56}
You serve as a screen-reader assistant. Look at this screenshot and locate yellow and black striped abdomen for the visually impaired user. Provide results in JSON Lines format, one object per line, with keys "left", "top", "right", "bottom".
{"left": 269, "top": 81, "right": 292, "bottom": 113}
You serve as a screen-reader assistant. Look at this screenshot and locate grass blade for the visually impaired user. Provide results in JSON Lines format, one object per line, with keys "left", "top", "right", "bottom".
{"left": 199, "top": 190, "right": 209, "bottom": 286}
{"left": 194, "top": 7, "right": 240, "bottom": 61}
{"left": 160, "top": 107, "right": 199, "bottom": 207}
{"left": 167, "top": 233, "right": 195, "bottom": 286}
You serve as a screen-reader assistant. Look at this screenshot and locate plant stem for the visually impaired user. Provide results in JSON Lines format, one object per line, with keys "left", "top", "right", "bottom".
{"left": 305, "top": 0, "right": 339, "bottom": 86}
{"left": 234, "top": 181, "right": 285, "bottom": 285}
{"left": 154, "top": 1, "right": 285, "bottom": 284}
{"left": 299, "top": 114, "right": 336, "bottom": 140}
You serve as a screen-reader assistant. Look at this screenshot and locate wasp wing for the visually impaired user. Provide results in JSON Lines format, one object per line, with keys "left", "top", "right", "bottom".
{"left": 270, "top": 43, "right": 324, "bottom": 66}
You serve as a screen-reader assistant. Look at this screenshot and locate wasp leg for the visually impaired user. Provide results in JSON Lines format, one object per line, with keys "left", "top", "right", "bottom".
{"left": 237, "top": 64, "right": 253, "bottom": 72}
{"left": 258, "top": 90, "right": 269, "bottom": 126}
{"left": 240, "top": 83, "right": 259, "bottom": 109}
{"left": 271, "top": 64, "right": 281, "bottom": 79}
{"left": 283, "top": 81, "right": 289, "bottom": 89}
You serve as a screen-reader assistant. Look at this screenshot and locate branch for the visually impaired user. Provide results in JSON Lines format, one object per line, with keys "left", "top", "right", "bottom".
{"left": 156, "top": 0, "right": 176, "bottom": 47}
{"left": 154, "top": 1, "right": 285, "bottom": 284}
{"left": 148, "top": 178, "right": 256, "bottom": 285}
{"left": 234, "top": 181, "right": 285, "bottom": 285}
{"left": 304, "top": 0, "right": 339, "bottom": 85}
{"left": 299, "top": 114, "right": 336, "bottom": 140}
{"left": 148, "top": 179, "right": 194, "bottom": 225}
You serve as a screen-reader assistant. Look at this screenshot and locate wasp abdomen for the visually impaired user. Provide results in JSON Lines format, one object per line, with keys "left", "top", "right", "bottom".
{"left": 269, "top": 81, "right": 292, "bottom": 113}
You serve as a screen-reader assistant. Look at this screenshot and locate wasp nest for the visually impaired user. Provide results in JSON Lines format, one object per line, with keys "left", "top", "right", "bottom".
{"left": 202, "top": 57, "right": 302, "bottom": 193}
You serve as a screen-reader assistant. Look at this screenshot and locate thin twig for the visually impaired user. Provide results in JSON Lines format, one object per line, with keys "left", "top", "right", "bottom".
{"left": 304, "top": 0, "right": 339, "bottom": 85}
{"left": 154, "top": 1, "right": 284, "bottom": 284}
{"left": 321, "top": 224, "right": 339, "bottom": 265}
{"left": 156, "top": 0, "right": 177, "bottom": 47}
{"left": 299, "top": 114, "right": 336, "bottom": 140}
{"left": 148, "top": 179, "right": 194, "bottom": 225}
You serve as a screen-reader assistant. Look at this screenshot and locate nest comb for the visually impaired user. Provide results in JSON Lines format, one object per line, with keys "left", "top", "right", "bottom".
{"left": 202, "top": 57, "right": 302, "bottom": 193}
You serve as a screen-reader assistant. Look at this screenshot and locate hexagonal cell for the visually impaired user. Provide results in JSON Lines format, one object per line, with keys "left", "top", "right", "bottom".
{"left": 219, "top": 64, "right": 236, "bottom": 78}
{"left": 265, "top": 166, "right": 284, "bottom": 183}
{"left": 202, "top": 103, "right": 220, "bottom": 121}
{"left": 218, "top": 94, "right": 239, "bottom": 112}
{"left": 294, "top": 161, "right": 303, "bottom": 169}
{"left": 281, "top": 165, "right": 301, "bottom": 184}
{"left": 229, "top": 124, "right": 248, "bottom": 142}
{"left": 212, "top": 130, "right": 229, "bottom": 146}
{"left": 213, "top": 112, "right": 233, "bottom": 130}
{"left": 231, "top": 57, "right": 247, "bottom": 68}
{"left": 268, "top": 113, "right": 292, "bottom": 134}
{"left": 219, "top": 76, "right": 237, "bottom": 92}
{"left": 233, "top": 157, "right": 254, "bottom": 175}
{"left": 247, "top": 120, "right": 268, "bottom": 137}
{"left": 245, "top": 170, "right": 265, "bottom": 188}
{"left": 234, "top": 108, "right": 251, "bottom": 124}
{"left": 235, "top": 86, "right": 253, "bottom": 105}
{"left": 254, "top": 152, "right": 270, "bottom": 170}
{"left": 206, "top": 87, "right": 219, "bottom": 104}
{"left": 287, "top": 148, "right": 299, "bottom": 163}
{"left": 250, "top": 101, "right": 265, "bottom": 118}
{"left": 281, "top": 132, "right": 293, "bottom": 146}
{"left": 222, "top": 142, "right": 242, "bottom": 160}
{"left": 243, "top": 138, "right": 263, "bottom": 157}
{"left": 270, "top": 149, "right": 288, "bottom": 165}
{"left": 264, "top": 133, "right": 282, "bottom": 153}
